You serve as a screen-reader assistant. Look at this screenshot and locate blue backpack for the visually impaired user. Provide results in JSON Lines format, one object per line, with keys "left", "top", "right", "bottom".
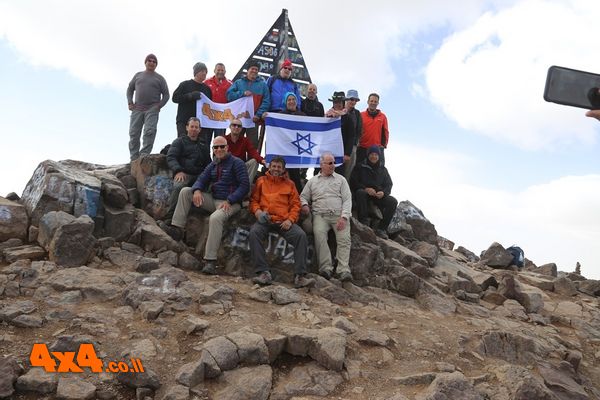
{"left": 507, "top": 245, "right": 525, "bottom": 268}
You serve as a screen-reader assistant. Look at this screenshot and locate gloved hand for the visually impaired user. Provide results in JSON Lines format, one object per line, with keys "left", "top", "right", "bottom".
{"left": 258, "top": 211, "right": 271, "bottom": 224}
{"left": 187, "top": 91, "right": 202, "bottom": 101}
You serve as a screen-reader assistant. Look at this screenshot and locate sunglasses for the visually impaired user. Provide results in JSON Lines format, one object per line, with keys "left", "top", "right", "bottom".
{"left": 230, "top": 124, "right": 242, "bottom": 128}
{"left": 212, "top": 145, "right": 227, "bottom": 149}
{"left": 322, "top": 161, "right": 335, "bottom": 165}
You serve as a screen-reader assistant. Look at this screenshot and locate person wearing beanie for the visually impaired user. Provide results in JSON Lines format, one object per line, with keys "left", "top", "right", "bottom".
{"left": 126, "top": 53, "right": 170, "bottom": 161}
{"left": 350, "top": 144, "right": 397, "bottom": 239}
{"left": 266, "top": 59, "right": 302, "bottom": 113}
{"left": 172, "top": 62, "right": 213, "bottom": 160}
{"left": 358, "top": 93, "right": 389, "bottom": 166}
{"left": 343, "top": 89, "right": 363, "bottom": 180}
{"left": 227, "top": 60, "right": 270, "bottom": 149}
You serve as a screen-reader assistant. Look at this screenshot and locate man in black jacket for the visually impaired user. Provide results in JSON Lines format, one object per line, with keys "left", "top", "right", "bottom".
{"left": 301, "top": 83, "right": 324, "bottom": 117}
{"left": 164, "top": 117, "right": 209, "bottom": 221}
{"left": 350, "top": 145, "right": 398, "bottom": 239}
{"left": 172, "top": 62, "right": 213, "bottom": 159}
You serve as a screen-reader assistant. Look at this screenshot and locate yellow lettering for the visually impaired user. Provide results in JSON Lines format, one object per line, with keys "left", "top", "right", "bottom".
{"left": 202, "top": 103, "right": 212, "bottom": 117}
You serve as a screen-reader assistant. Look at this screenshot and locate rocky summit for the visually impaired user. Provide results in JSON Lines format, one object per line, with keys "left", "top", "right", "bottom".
{"left": 0, "top": 158, "right": 599, "bottom": 400}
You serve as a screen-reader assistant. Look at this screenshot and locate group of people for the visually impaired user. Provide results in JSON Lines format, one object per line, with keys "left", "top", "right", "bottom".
{"left": 127, "top": 53, "right": 398, "bottom": 287}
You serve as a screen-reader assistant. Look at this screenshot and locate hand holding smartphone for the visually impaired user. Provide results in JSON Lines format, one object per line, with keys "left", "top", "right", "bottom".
{"left": 544, "top": 66, "right": 600, "bottom": 110}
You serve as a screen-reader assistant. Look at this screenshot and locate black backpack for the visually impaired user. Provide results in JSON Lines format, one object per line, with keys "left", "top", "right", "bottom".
{"left": 507, "top": 245, "right": 525, "bottom": 268}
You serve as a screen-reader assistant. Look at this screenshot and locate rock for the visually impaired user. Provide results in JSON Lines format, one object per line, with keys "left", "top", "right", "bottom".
{"left": 565, "top": 350, "right": 582, "bottom": 372}
{"left": 104, "top": 247, "right": 141, "bottom": 269}
{"left": 182, "top": 315, "right": 210, "bottom": 335}
{"left": 455, "top": 246, "right": 479, "bottom": 262}
{"left": 0, "top": 357, "right": 23, "bottom": 398}
{"left": 226, "top": 331, "right": 269, "bottom": 365}
{"left": 387, "top": 265, "right": 421, "bottom": 298}
{"left": 437, "top": 236, "right": 455, "bottom": 250}
{"left": 493, "top": 364, "right": 559, "bottom": 400}
{"left": 103, "top": 204, "right": 135, "bottom": 242}
{"left": 554, "top": 277, "right": 577, "bottom": 296}
{"left": 395, "top": 201, "right": 438, "bottom": 244}
{"left": 520, "top": 290, "right": 544, "bottom": 314}
{"left": 101, "top": 181, "right": 128, "bottom": 209}
{"left": 46, "top": 266, "right": 122, "bottom": 301}
{"left": 178, "top": 252, "right": 200, "bottom": 270}
{"left": 519, "top": 272, "right": 555, "bottom": 292}
{"left": 282, "top": 326, "right": 346, "bottom": 371}
{"left": 161, "top": 384, "right": 189, "bottom": 400}
{"left": 0, "top": 300, "right": 37, "bottom": 321}
{"left": 158, "top": 250, "right": 178, "bottom": 266}
{"left": 0, "top": 197, "right": 28, "bottom": 242}
{"left": 21, "top": 160, "right": 102, "bottom": 226}
{"left": 480, "top": 242, "right": 513, "bottom": 268}
{"left": 409, "top": 241, "right": 439, "bottom": 266}
{"left": 577, "top": 279, "right": 600, "bottom": 297}
{"left": 16, "top": 368, "right": 58, "bottom": 394}
{"left": 332, "top": 316, "right": 358, "bottom": 334}
{"left": 448, "top": 274, "right": 481, "bottom": 294}
{"left": 116, "top": 367, "right": 161, "bottom": 390}
{"left": 415, "top": 371, "right": 484, "bottom": 400}
{"left": 139, "top": 300, "right": 164, "bottom": 321}
{"left": 536, "top": 263, "right": 558, "bottom": 277}
{"left": 264, "top": 335, "right": 286, "bottom": 364}
{"left": 49, "top": 215, "right": 96, "bottom": 267}
{"left": 130, "top": 155, "right": 173, "bottom": 219}
{"left": 213, "top": 365, "right": 272, "bottom": 400}
{"left": 252, "top": 285, "right": 301, "bottom": 305}
{"left": 56, "top": 376, "right": 96, "bottom": 399}
{"left": 271, "top": 362, "right": 343, "bottom": 398}
{"left": 202, "top": 336, "right": 240, "bottom": 371}
{"left": 0, "top": 238, "right": 23, "bottom": 254}
{"left": 538, "top": 362, "right": 589, "bottom": 400}
{"left": 357, "top": 330, "right": 392, "bottom": 347}
{"left": 199, "top": 349, "right": 221, "bottom": 379}
{"left": 175, "top": 361, "right": 204, "bottom": 387}
{"left": 136, "top": 257, "right": 160, "bottom": 273}
{"left": 2, "top": 244, "right": 46, "bottom": 263}
{"left": 11, "top": 313, "right": 43, "bottom": 328}
{"left": 478, "top": 330, "right": 545, "bottom": 363}
{"left": 392, "top": 373, "right": 437, "bottom": 386}
{"left": 37, "top": 211, "right": 76, "bottom": 249}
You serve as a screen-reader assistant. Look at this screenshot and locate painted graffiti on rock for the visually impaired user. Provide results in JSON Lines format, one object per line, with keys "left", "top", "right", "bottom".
{"left": 231, "top": 227, "right": 314, "bottom": 264}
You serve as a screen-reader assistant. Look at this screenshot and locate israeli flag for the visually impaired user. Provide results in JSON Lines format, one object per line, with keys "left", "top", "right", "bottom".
{"left": 264, "top": 113, "right": 344, "bottom": 168}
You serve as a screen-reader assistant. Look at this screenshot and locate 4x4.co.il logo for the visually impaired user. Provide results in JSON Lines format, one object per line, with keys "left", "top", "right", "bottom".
{"left": 30, "top": 344, "right": 145, "bottom": 373}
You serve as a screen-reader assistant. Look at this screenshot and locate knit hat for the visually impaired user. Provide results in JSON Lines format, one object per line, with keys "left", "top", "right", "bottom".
{"left": 145, "top": 54, "right": 157, "bottom": 63}
{"left": 368, "top": 145, "right": 380, "bottom": 156}
{"left": 281, "top": 59, "right": 293, "bottom": 70}
{"left": 193, "top": 62, "right": 207, "bottom": 76}
{"left": 282, "top": 92, "right": 298, "bottom": 109}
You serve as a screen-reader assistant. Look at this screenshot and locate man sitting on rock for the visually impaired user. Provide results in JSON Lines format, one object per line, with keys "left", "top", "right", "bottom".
{"left": 164, "top": 117, "right": 209, "bottom": 222}
{"left": 350, "top": 145, "right": 397, "bottom": 239}
{"left": 164, "top": 136, "right": 249, "bottom": 274}
{"left": 249, "top": 156, "right": 315, "bottom": 288}
{"left": 225, "top": 118, "right": 266, "bottom": 184}
{"left": 300, "top": 151, "right": 353, "bottom": 282}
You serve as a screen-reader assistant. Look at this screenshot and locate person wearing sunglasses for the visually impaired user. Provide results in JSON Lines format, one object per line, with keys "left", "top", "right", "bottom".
{"left": 224, "top": 118, "right": 266, "bottom": 184}
{"left": 164, "top": 136, "right": 249, "bottom": 275}
{"left": 126, "top": 53, "right": 170, "bottom": 161}
{"left": 266, "top": 59, "right": 302, "bottom": 113}
{"left": 300, "top": 152, "right": 353, "bottom": 282}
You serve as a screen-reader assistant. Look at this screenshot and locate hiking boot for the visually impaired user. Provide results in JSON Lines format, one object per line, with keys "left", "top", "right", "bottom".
{"left": 338, "top": 271, "right": 353, "bottom": 283}
{"left": 375, "top": 229, "right": 389, "bottom": 240}
{"left": 294, "top": 274, "right": 316, "bottom": 289}
{"left": 159, "top": 222, "right": 183, "bottom": 242}
{"left": 319, "top": 269, "right": 333, "bottom": 280}
{"left": 252, "top": 271, "right": 273, "bottom": 286}
{"left": 201, "top": 260, "right": 217, "bottom": 275}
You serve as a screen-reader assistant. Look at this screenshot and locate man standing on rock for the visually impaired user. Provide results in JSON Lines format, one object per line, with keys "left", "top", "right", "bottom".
{"left": 164, "top": 117, "right": 209, "bottom": 222}
{"left": 204, "top": 63, "right": 232, "bottom": 138}
{"left": 358, "top": 93, "right": 389, "bottom": 166}
{"left": 126, "top": 53, "right": 170, "bottom": 161}
{"left": 249, "top": 156, "right": 315, "bottom": 288}
{"left": 300, "top": 152, "right": 353, "bottom": 282}
{"left": 350, "top": 145, "right": 397, "bottom": 239}
{"left": 165, "top": 136, "right": 249, "bottom": 274}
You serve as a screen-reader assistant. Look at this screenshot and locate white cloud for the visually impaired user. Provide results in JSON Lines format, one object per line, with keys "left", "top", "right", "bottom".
{"left": 387, "top": 142, "right": 600, "bottom": 279}
{"left": 425, "top": 0, "right": 600, "bottom": 149}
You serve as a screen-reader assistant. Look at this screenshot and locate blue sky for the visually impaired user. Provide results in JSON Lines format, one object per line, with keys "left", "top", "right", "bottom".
{"left": 1, "top": 0, "right": 599, "bottom": 278}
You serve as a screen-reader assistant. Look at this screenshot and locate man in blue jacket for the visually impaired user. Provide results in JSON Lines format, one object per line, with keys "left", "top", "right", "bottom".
{"left": 166, "top": 136, "right": 250, "bottom": 274}
{"left": 227, "top": 60, "right": 270, "bottom": 148}
{"left": 267, "top": 59, "right": 301, "bottom": 113}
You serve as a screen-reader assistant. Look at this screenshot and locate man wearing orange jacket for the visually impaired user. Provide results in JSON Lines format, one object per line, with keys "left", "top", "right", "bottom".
{"left": 357, "top": 93, "right": 389, "bottom": 166}
{"left": 248, "top": 156, "right": 315, "bottom": 288}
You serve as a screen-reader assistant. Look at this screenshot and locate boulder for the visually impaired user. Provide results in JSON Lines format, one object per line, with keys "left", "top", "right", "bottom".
{"left": 282, "top": 326, "right": 346, "bottom": 371}
{"left": 480, "top": 242, "right": 513, "bottom": 268}
{"left": 103, "top": 204, "right": 135, "bottom": 242}
{"left": 16, "top": 368, "right": 58, "bottom": 394}
{"left": 130, "top": 155, "right": 173, "bottom": 219}
{"left": 100, "top": 181, "right": 129, "bottom": 209}
{"left": 37, "top": 211, "right": 76, "bottom": 249}
{"left": 2, "top": 244, "right": 46, "bottom": 263}
{"left": 577, "top": 280, "right": 600, "bottom": 297}
{"left": 0, "top": 357, "right": 23, "bottom": 398}
{"left": 394, "top": 201, "right": 438, "bottom": 244}
{"left": 415, "top": 371, "right": 484, "bottom": 400}
{"left": 0, "top": 197, "right": 28, "bottom": 242}
{"left": 409, "top": 241, "right": 439, "bottom": 267}
{"left": 455, "top": 246, "right": 480, "bottom": 262}
{"left": 21, "top": 160, "right": 103, "bottom": 226}
{"left": 48, "top": 215, "right": 96, "bottom": 267}
{"left": 554, "top": 276, "right": 577, "bottom": 297}
{"left": 55, "top": 376, "right": 96, "bottom": 400}
{"left": 213, "top": 365, "right": 272, "bottom": 400}
{"left": 270, "top": 362, "right": 343, "bottom": 398}
{"left": 536, "top": 263, "right": 558, "bottom": 277}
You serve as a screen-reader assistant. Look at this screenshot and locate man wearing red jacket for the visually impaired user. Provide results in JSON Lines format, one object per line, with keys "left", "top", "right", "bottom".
{"left": 249, "top": 156, "right": 315, "bottom": 288}
{"left": 358, "top": 93, "right": 389, "bottom": 166}
{"left": 224, "top": 118, "right": 267, "bottom": 184}
{"left": 204, "top": 63, "right": 232, "bottom": 138}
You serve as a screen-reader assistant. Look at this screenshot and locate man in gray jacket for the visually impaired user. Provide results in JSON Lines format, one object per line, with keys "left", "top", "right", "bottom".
{"left": 126, "top": 53, "right": 170, "bottom": 161}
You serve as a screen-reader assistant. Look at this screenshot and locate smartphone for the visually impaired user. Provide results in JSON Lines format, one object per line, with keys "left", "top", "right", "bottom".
{"left": 544, "top": 66, "right": 600, "bottom": 110}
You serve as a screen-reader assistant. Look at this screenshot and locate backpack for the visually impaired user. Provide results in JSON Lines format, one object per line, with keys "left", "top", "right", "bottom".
{"left": 506, "top": 245, "right": 524, "bottom": 268}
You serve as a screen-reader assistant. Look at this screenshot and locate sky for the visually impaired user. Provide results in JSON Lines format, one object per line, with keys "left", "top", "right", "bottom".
{"left": 1, "top": 0, "right": 599, "bottom": 278}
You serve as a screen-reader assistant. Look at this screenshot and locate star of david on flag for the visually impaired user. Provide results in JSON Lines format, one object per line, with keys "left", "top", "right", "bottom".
{"left": 263, "top": 113, "right": 344, "bottom": 168}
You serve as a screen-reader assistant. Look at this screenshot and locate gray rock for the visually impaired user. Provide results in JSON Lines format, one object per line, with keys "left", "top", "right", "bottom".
{"left": 437, "top": 236, "right": 455, "bottom": 250}
{"left": 139, "top": 300, "right": 164, "bottom": 321}
{"left": 332, "top": 316, "right": 358, "bottom": 334}
{"left": 49, "top": 215, "right": 96, "bottom": 267}
{"left": 197, "top": 284, "right": 235, "bottom": 304}
{"left": 387, "top": 265, "right": 421, "bottom": 298}
{"left": 199, "top": 349, "right": 221, "bottom": 378}
{"left": 103, "top": 204, "right": 134, "bottom": 242}
{"left": 554, "top": 277, "right": 577, "bottom": 296}
{"left": 178, "top": 252, "right": 200, "bottom": 269}
{"left": 37, "top": 211, "right": 76, "bottom": 249}
{"left": 264, "top": 334, "right": 286, "bottom": 364}
{"left": 282, "top": 326, "right": 346, "bottom": 371}
{"left": 214, "top": 365, "right": 272, "bottom": 400}
{"left": 0, "top": 238, "right": 23, "bottom": 254}
{"left": 271, "top": 362, "right": 343, "bottom": 398}
{"left": 0, "top": 357, "right": 23, "bottom": 398}
{"left": 56, "top": 376, "right": 96, "bottom": 399}
{"left": 357, "top": 330, "right": 392, "bottom": 347}
{"left": 2, "top": 244, "right": 46, "bottom": 263}
{"left": 448, "top": 274, "right": 481, "bottom": 294}
{"left": 478, "top": 330, "right": 545, "bottom": 363}
{"left": 480, "top": 242, "right": 513, "bottom": 268}
{"left": 175, "top": 361, "right": 204, "bottom": 387}
{"left": 0, "top": 197, "right": 28, "bottom": 242}
{"left": 130, "top": 154, "right": 172, "bottom": 220}
{"left": 203, "top": 336, "right": 240, "bottom": 371}
{"left": 520, "top": 290, "right": 544, "bottom": 313}
{"left": 538, "top": 362, "right": 589, "bottom": 400}
{"left": 482, "top": 288, "right": 506, "bottom": 305}
{"left": 116, "top": 367, "right": 161, "bottom": 389}
{"left": 158, "top": 250, "right": 178, "bottom": 266}
{"left": 16, "top": 368, "right": 58, "bottom": 394}
{"left": 101, "top": 181, "right": 128, "bottom": 209}
{"left": 46, "top": 266, "right": 121, "bottom": 301}
{"left": 577, "top": 279, "right": 600, "bottom": 297}
{"left": 252, "top": 285, "right": 301, "bottom": 305}
{"left": 161, "top": 384, "right": 189, "bottom": 400}
{"left": 104, "top": 247, "right": 141, "bottom": 269}
{"left": 226, "top": 331, "right": 269, "bottom": 365}
{"left": 455, "top": 246, "right": 479, "bottom": 262}
{"left": 136, "top": 257, "right": 160, "bottom": 273}
{"left": 395, "top": 201, "right": 438, "bottom": 244}
{"left": 11, "top": 313, "right": 43, "bottom": 328}
{"left": 182, "top": 315, "right": 210, "bottom": 335}
{"left": 536, "top": 263, "right": 558, "bottom": 277}
{"left": 0, "top": 300, "right": 37, "bottom": 321}
{"left": 409, "top": 241, "right": 439, "bottom": 266}
{"left": 392, "top": 373, "right": 437, "bottom": 386}
{"left": 416, "top": 371, "right": 484, "bottom": 400}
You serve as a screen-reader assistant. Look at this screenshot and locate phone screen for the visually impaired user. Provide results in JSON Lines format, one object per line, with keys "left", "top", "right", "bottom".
{"left": 544, "top": 66, "right": 600, "bottom": 110}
